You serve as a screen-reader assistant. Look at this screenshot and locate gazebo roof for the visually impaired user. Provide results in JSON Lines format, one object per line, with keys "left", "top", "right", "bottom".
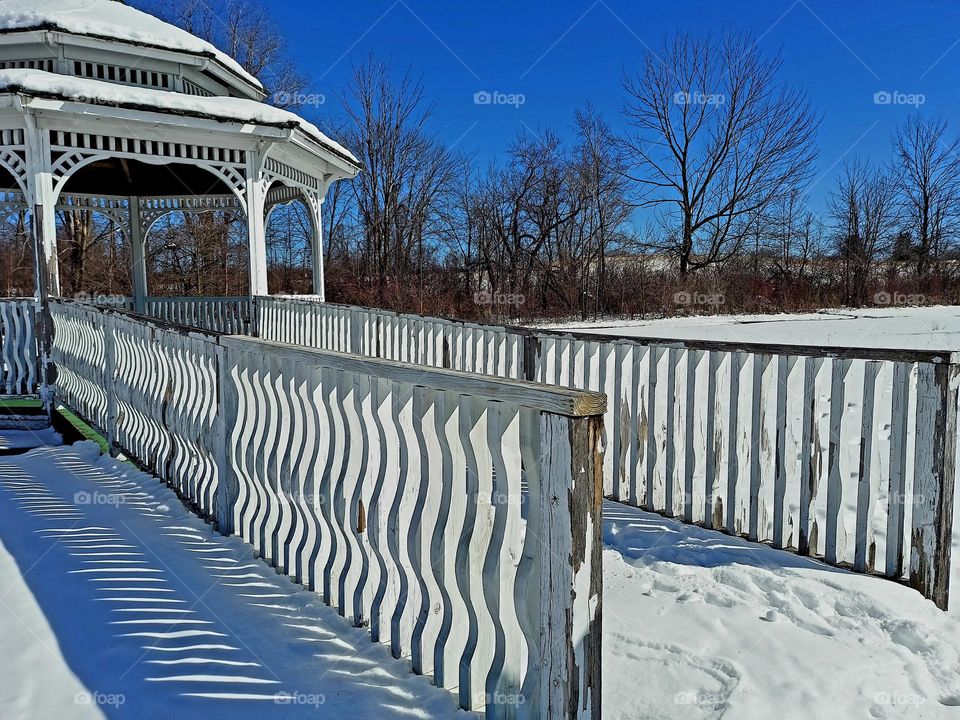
{"left": 0, "top": 0, "right": 261, "bottom": 93}
{"left": 0, "top": 68, "right": 360, "bottom": 168}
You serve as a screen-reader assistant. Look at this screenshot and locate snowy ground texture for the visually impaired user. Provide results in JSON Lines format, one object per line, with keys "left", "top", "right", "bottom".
{"left": 550, "top": 304, "right": 960, "bottom": 351}
{"left": 1, "top": 441, "right": 958, "bottom": 719}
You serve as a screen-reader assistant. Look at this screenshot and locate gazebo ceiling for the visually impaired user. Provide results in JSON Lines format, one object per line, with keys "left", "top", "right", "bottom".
{"left": 61, "top": 157, "right": 234, "bottom": 198}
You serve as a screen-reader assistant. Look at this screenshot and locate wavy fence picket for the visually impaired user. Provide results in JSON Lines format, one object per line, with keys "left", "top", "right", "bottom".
{"left": 50, "top": 299, "right": 605, "bottom": 720}
{"left": 0, "top": 299, "right": 38, "bottom": 395}
{"left": 252, "top": 296, "right": 959, "bottom": 610}
{"left": 51, "top": 301, "right": 221, "bottom": 518}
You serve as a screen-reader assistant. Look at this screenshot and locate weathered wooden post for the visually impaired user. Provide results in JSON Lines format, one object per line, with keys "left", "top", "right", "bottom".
{"left": 525, "top": 403, "right": 603, "bottom": 720}
{"left": 910, "top": 359, "right": 959, "bottom": 610}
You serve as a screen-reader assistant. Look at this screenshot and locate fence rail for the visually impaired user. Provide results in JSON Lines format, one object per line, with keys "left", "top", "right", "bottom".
{"left": 251, "top": 295, "right": 959, "bottom": 610}
{"left": 0, "top": 299, "right": 38, "bottom": 395}
{"left": 50, "top": 299, "right": 605, "bottom": 720}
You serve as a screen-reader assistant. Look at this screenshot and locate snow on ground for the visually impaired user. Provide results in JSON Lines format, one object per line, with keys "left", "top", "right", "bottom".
{"left": 603, "top": 499, "right": 960, "bottom": 720}
{"left": 0, "top": 427, "right": 62, "bottom": 451}
{"left": 550, "top": 305, "right": 960, "bottom": 351}
{"left": 0, "top": 443, "right": 464, "bottom": 720}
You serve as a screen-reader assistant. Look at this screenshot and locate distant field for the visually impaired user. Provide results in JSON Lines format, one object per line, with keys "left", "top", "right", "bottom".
{"left": 552, "top": 305, "right": 960, "bottom": 351}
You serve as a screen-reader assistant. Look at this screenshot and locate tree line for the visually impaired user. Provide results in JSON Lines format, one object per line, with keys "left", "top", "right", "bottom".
{"left": 3, "top": 1, "right": 958, "bottom": 322}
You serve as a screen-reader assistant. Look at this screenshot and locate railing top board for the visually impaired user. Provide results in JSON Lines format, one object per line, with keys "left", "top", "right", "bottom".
{"left": 221, "top": 335, "right": 607, "bottom": 418}
{"left": 266, "top": 297, "right": 958, "bottom": 365}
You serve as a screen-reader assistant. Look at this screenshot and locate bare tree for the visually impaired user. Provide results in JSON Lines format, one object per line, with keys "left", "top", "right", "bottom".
{"left": 891, "top": 115, "right": 960, "bottom": 277}
{"left": 152, "top": 0, "right": 307, "bottom": 105}
{"left": 568, "top": 104, "right": 634, "bottom": 316}
{"left": 621, "top": 31, "right": 819, "bottom": 273}
{"left": 339, "top": 55, "right": 460, "bottom": 308}
{"left": 829, "top": 159, "right": 897, "bottom": 306}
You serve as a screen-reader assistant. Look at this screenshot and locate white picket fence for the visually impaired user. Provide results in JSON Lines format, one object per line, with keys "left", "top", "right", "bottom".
{"left": 0, "top": 299, "right": 38, "bottom": 395}
{"left": 50, "top": 299, "right": 605, "bottom": 720}
{"left": 251, "top": 296, "right": 959, "bottom": 610}
{"left": 143, "top": 296, "right": 251, "bottom": 334}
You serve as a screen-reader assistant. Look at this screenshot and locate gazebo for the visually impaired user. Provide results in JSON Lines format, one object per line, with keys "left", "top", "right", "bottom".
{"left": 0, "top": 0, "right": 360, "bottom": 311}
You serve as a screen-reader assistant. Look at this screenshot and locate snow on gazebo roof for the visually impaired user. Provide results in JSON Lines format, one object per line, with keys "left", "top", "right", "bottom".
{"left": 0, "top": 68, "right": 360, "bottom": 167}
{"left": 0, "top": 0, "right": 262, "bottom": 92}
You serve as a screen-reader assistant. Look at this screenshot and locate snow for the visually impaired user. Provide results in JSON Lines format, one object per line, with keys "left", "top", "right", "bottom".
{"left": 0, "top": 69, "right": 359, "bottom": 166}
{"left": 3, "top": 440, "right": 959, "bottom": 718}
{"left": 604, "top": 498, "right": 960, "bottom": 719}
{"left": 0, "top": 443, "right": 463, "bottom": 719}
{"left": 550, "top": 305, "right": 960, "bottom": 351}
{"left": 0, "top": 426, "right": 61, "bottom": 450}
{"left": 0, "top": 0, "right": 262, "bottom": 91}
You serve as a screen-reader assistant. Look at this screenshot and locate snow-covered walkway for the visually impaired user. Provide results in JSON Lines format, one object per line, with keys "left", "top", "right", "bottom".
{"left": 2, "top": 441, "right": 959, "bottom": 719}
{"left": 0, "top": 443, "right": 464, "bottom": 720}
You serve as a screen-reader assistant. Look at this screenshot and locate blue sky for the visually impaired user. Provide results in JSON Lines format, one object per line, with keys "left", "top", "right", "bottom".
{"left": 260, "top": 0, "right": 960, "bottom": 213}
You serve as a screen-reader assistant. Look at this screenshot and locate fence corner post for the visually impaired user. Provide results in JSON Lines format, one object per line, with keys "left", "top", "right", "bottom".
{"left": 910, "top": 361, "right": 958, "bottom": 610}
{"left": 537, "top": 410, "right": 603, "bottom": 720}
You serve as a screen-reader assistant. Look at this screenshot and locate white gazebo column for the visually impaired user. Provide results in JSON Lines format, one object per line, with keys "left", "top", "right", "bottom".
{"left": 311, "top": 196, "right": 325, "bottom": 301}
{"left": 128, "top": 195, "right": 148, "bottom": 314}
{"left": 245, "top": 154, "right": 269, "bottom": 297}
{"left": 25, "top": 125, "right": 60, "bottom": 299}
{"left": 24, "top": 120, "right": 59, "bottom": 413}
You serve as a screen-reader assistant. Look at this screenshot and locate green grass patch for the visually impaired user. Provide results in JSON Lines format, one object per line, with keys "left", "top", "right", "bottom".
{"left": 0, "top": 397, "right": 44, "bottom": 412}
{"left": 53, "top": 406, "right": 110, "bottom": 456}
